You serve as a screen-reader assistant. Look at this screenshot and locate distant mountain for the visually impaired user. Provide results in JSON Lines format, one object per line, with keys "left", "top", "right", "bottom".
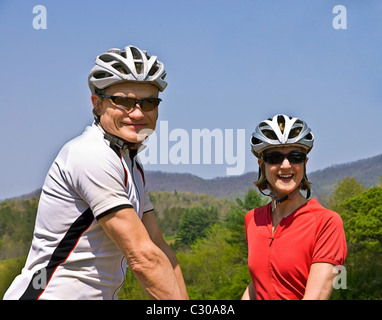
{"left": 145, "top": 153, "right": 382, "bottom": 201}
{"left": 7, "top": 154, "right": 382, "bottom": 203}
{"left": 309, "top": 153, "right": 382, "bottom": 199}
{"left": 145, "top": 171, "right": 257, "bottom": 200}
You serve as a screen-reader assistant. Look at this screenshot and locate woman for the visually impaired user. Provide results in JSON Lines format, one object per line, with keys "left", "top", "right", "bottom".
{"left": 242, "top": 114, "right": 347, "bottom": 300}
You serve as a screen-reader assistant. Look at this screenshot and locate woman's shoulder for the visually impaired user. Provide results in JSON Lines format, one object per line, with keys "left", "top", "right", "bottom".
{"left": 245, "top": 203, "right": 270, "bottom": 223}
{"left": 306, "top": 198, "right": 344, "bottom": 225}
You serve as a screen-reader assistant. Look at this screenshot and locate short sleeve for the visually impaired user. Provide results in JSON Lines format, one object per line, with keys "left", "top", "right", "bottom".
{"left": 66, "top": 144, "right": 133, "bottom": 219}
{"left": 311, "top": 211, "right": 347, "bottom": 266}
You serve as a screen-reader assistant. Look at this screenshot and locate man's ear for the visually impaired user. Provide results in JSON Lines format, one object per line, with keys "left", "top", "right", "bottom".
{"left": 91, "top": 94, "right": 102, "bottom": 116}
{"left": 91, "top": 94, "right": 99, "bottom": 108}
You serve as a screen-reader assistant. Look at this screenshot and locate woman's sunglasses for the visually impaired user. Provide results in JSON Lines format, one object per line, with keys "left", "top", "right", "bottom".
{"left": 262, "top": 151, "right": 307, "bottom": 165}
{"left": 100, "top": 94, "right": 161, "bottom": 112}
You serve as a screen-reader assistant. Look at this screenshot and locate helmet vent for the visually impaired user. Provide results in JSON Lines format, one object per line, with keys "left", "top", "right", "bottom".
{"left": 277, "top": 115, "right": 286, "bottom": 133}
{"left": 131, "top": 47, "right": 141, "bottom": 60}
{"left": 112, "top": 63, "right": 130, "bottom": 75}
{"left": 120, "top": 50, "right": 127, "bottom": 59}
{"left": 93, "top": 71, "right": 113, "bottom": 79}
{"left": 135, "top": 62, "right": 143, "bottom": 74}
{"left": 251, "top": 136, "right": 262, "bottom": 145}
{"left": 304, "top": 132, "right": 313, "bottom": 140}
{"left": 262, "top": 129, "right": 278, "bottom": 140}
{"left": 288, "top": 127, "right": 302, "bottom": 139}
{"left": 99, "top": 55, "right": 115, "bottom": 63}
{"left": 148, "top": 64, "right": 159, "bottom": 76}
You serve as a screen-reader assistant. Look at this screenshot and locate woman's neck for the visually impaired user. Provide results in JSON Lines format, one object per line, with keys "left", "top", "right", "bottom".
{"left": 271, "top": 193, "right": 308, "bottom": 232}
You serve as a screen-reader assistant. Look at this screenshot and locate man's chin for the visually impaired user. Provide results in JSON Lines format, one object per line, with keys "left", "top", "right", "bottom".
{"left": 119, "top": 127, "right": 154, "bottom": 143}
{"left": 120, "top": 134, "right": 148, "bottom": 144}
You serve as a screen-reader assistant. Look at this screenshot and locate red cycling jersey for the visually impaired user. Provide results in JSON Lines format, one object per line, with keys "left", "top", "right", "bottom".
{"left": 245, "top": 198, "right": 347, "bottom": 300}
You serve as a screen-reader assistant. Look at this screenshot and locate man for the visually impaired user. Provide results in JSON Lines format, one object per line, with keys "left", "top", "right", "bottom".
{"left": 4, "top": 45, "right": 188, "bottom": 300}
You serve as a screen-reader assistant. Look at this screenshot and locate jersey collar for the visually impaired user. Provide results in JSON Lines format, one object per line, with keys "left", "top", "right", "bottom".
{"left": 94, "top": 121, "right": 147, "bottom": 153}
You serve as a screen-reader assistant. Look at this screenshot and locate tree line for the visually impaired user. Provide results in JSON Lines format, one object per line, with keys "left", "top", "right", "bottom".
{"left": 1, "top": 177, "right": 382, "bottom": 299}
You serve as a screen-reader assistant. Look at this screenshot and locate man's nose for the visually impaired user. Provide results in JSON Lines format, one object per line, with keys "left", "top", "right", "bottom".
{"left": 128, "top": 104, "right": 145, "bottom": 119}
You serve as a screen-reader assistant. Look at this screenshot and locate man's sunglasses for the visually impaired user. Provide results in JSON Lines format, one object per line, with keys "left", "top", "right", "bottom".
{"left": 99, "top": 94, "right": 161, "bottom": 112}
{"left": 262, "top": 152, "right": 307, "bottom": 165}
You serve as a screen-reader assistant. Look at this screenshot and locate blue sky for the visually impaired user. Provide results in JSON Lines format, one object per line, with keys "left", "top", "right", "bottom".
{"left": 0, "top": 0, "right": 381, "bottom": 199}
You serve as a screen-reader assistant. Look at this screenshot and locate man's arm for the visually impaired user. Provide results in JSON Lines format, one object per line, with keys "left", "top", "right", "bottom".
{"left": 99, "top": 208, "right": 187, "bottom": 300}
{"left": 302, "top": 262, "right": 336, "bottom": 300}
{"left": 142, "top": 210, "right": 188, "bottom": 299}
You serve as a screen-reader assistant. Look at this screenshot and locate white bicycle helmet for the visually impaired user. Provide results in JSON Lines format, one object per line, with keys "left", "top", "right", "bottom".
{"left": 251, "top": 114, "right": 314, "bottom": 158}
{"left": 88, "top": 45, "right": 167, "bottom": 94}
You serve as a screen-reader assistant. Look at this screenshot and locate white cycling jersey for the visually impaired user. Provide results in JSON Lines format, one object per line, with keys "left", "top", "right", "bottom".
{"left": 3, "top": 122, "right": 153, "bottom": 300}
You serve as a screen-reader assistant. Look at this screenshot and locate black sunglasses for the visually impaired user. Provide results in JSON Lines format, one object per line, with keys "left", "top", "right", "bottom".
{"left": 100, "top": 94, "right": 161, "bottom": 112}
{"left": 262, "top": 151, "right": 307, "bottom": 165}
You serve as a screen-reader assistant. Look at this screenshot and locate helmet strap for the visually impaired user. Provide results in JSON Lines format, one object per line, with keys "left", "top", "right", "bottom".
{"left": 95, "top": 121, "right": 142, "bottom": 150}
{"left": 104, "top": 132, "right": 142, "bottom": 150}
{"left": 266, "top": 180, "right": 304, "bottom": 211}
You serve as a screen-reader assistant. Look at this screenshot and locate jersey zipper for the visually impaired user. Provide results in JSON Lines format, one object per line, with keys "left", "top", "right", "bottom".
{"left": 267, "top": 222, "right": 281, "bottom": 299}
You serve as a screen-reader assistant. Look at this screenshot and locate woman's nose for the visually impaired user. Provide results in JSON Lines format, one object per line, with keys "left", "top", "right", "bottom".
{"left": 280, "top": 157, "right": 291, "bottom": 168}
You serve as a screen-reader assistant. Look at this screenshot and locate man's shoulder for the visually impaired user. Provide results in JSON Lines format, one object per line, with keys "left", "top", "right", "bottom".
{"left": 58, "top": 124, "right": 116, "bottom": 167}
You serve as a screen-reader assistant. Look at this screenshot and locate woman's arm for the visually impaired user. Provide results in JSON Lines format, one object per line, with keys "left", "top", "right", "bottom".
{"left": 241, "top": 281, "right": 256, "bottom": 300}
{"left": 303, "top": 262, "right": 336, "bottom": 300}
